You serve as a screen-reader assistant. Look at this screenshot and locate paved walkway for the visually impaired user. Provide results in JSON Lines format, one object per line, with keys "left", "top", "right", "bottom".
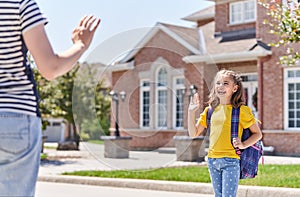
{"left": 38, "top": 142, "right": 300, "bottom": 197}
{"left": 36, "top": 182, "right": 214, "bottom": 197}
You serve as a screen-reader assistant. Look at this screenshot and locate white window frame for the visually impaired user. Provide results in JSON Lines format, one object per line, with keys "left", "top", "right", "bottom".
{"left": 284, "top": 67, "right": 300, "bottom": 131}
{"left": 156, "top": 67, "right": 168, "bottom": 129}
{"left": 172, "top": 77, "right": 185, "bottom": 129}
{"left": 140, "top": 80, "right": 150, "bottom": 128}
{"left": 229, "top": 0, "right": 256, "bottom": 25}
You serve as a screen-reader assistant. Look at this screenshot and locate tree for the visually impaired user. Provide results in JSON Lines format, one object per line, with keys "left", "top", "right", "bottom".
{"left": 34, "top": 65, "right": 79, "bottom": 145}
{"left": 72, "top": 63, "right": 111, "bottom": 139}
{"left": 260, "top": 0, "right": 300, "bottom": 65}
{"left": 34, "top": 63, "right": 111, "bottom": 145}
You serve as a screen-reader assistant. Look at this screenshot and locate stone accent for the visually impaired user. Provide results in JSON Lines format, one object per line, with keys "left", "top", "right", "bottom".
{"left": 173, "top": 136, "right": 206, "bottom": 162}
{"left": 101, "top": 136, "right": 132, "bottom": 158}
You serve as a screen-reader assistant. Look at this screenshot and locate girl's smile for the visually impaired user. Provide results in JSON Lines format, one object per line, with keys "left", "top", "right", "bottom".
{"left": 215, "top": 75, "right": 238, "bottom": 104}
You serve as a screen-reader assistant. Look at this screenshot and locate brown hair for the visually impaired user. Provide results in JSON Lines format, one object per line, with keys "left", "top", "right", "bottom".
{"left": 208, "top": 69, "right": 245, "bottom": 109}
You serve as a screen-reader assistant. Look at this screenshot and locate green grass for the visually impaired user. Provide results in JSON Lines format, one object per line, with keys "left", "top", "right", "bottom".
{"left": 63, "top": 164, "right": 300, "bottom": 188}
{"left": 40, "top": 153, "right": 48, "bottom": 160}
{"left": 87, "top": 140, "right": 104, "bottom": 145}
{"left": 43, "top": 146, "right": 57, "bottom": 149}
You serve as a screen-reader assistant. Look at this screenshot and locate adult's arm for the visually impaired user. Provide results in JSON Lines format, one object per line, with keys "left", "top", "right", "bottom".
{"left": 23, "top": 16, "right": 100, "bottom": 80}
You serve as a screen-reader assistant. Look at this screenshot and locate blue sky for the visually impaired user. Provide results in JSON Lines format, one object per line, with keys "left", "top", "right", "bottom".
{"left": 35, "top": 0, "right": 214, "bottom": 64}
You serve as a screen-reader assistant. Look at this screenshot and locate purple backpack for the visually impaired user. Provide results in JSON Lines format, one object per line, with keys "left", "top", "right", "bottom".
{"left": 207, "top": 107, "right": 263, "bottom": 179}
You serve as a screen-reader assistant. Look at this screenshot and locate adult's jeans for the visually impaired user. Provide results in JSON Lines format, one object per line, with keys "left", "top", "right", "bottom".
{"left": 208, "top": 157, "right": 240, "bottom": 197}
{"left": 0, "top": 112, "right": 42, "bottom": 197}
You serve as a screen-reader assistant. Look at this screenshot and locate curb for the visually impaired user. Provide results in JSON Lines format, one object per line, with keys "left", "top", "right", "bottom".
{"left": 38, "top": 175, "right": 300, "bottom": 197}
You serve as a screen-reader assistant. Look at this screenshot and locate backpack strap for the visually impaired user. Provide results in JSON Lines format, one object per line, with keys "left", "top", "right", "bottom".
{"left": 206, "top": 107, "right": 214, "bottom": 134}
{"left": 231, "top": 107, "right": 242, "bottom": 156}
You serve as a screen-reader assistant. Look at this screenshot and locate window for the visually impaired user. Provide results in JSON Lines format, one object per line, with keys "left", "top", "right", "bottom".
{"left": 139, "top": 58, "right": 185, "bottom": 130}
{"left": 285, "top": 69, "right": 300, "bottom": 130}
{"left": 158, "top": 67, "right": 167, "bottom": 86}
{"left": 141, "top": 80, "right": 150, "bottom": 127}
{"left": 230, "top": 0, "right": 256, "bottom": 24}
{"left": 157, "top": 90, "right": 167, "bottom": 127}
{"left": 157, "top": 68, "right": 168, "bottom": 128}
{"left": 173, "top": 78, "right": 185, "bottom": 128}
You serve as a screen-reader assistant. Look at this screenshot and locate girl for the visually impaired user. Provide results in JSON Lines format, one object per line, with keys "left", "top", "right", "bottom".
{"left": 188, "top": 69, "right": 262, "bottom": 197}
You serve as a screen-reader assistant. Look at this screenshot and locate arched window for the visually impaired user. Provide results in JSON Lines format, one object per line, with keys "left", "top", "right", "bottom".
{"left": 158, "top": 67, "right": 167, "bottom": 86}
{"left": 157, "top": 67, "right": 168, "bottom": 128}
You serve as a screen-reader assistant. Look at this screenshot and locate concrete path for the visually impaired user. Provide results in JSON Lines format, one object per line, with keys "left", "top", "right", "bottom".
{"left": 36, "top": 182, "right": 214, "bottom": 197}
{"left": 39, "top": 142, "right": 300, "bottom": 175}
{"left": 38, "top": 142, "right": 300, "bottom": 197}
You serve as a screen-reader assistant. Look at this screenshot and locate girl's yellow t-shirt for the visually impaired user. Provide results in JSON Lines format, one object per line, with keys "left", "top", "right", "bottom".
{"left": 197, "top": 105, "right": 256, "bottom": 159}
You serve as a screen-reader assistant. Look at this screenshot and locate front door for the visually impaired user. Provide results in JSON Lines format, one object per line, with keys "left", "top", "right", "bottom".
{"left": 242, "top": 74, "right": 258, "bottom": 118}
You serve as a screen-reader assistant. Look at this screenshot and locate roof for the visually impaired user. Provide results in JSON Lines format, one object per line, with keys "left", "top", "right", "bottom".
{"left": 182, "top": 6, "right": 215, "bottom": 22}
{"left": 183, "top": 21, "right": 272, "bottom": 64}
{"left": 203, "top": 22, "right": 258, "bottom": 54}
{"left": 120, "top": 23, "right": 201, "bottom": 63}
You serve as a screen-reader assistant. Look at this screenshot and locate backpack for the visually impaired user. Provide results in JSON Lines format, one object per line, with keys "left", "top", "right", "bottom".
{"left": 207, "top": 106, "right": 263, "bottom": 179}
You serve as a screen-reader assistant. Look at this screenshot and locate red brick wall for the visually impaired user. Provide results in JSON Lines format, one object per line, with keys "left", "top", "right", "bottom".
{"left": 110, "top": 30, "right": 196, "bottom": 148}
{"left": 121, "top": 130, "right": 187, "bottom": 150}
{"left": 263, "top": 131, "right": 300, "bottom": 156}
{"left": 256, "top": 2, "right": 300, "bottom": 155}
{"left": 256, "top": 2, "right": 284, "bottom": 130}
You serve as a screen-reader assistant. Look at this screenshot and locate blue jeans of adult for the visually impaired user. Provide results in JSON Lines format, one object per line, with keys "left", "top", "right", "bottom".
{"left": 208, "top": 158, "right": 240, "bottom": 197}
{"left": 0, "top": 112, "right": 42, "bottom": 197}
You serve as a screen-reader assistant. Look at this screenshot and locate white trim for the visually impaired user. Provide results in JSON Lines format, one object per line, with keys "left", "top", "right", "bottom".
{"left": 182, "top": 49, "right": 272, "bottom": 64}
{"left": 182, "top": 13, "right": 215, "bottom": 22}
{"left": 284, "top": 67, "right": 300, "bottom": 131}
{"left": 121, "top": 23, "right": 201, "bottom": 63}
{"left": 139, "top": 79, "right": 150, "bottom": 129}
{"left": 139, "top": 57, "right": 186, "bottom": 130}
{"left": 172, "top": 77, "right": 185, "bottom": 129}
{"left": 108, "top": 61, "right": 135, "bottom": 72}
{"left": 198, "top": 29, "right": 207, "bottom": 54}
{"left": 156, "top": 66, "right": 168, "bottom": 129}
{"left": 229, "top": 0, "right": 256, "bottom": 25}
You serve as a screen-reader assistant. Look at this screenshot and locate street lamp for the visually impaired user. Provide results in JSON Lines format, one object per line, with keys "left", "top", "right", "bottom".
{"left": 109, "top": 90, "right": 126, "bottom": 137}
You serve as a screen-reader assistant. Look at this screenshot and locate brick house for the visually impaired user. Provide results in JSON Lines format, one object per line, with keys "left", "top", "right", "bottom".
{"left": 109, "top": 0, "right": 300, "bottom": 156}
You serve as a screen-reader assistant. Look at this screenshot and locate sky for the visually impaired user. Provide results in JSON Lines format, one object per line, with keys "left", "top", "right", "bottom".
{"left": 35, "top": 0, "right": 214, "bottom": 64}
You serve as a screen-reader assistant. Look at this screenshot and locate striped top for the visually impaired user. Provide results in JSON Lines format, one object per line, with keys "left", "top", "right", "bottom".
{"left": 0, "top": 0, "right": 47, "bottom": 116}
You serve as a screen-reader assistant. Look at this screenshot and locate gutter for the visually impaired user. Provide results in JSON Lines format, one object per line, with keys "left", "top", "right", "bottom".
{"left": 183, "top": 50, "right": 272, "bottom": 64}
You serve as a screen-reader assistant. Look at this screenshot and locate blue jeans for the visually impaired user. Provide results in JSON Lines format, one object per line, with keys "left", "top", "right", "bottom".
{"left": 0, "top": 112, "right": 42, "bottom": 197}
{"left": 208, "top": 158, "right": 240, "bottom": 197}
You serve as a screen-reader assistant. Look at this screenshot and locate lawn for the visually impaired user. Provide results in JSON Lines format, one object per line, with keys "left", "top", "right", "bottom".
{"left": 63, "top": 164, "right": 300, "bottom": 188}
{"left": 87, "top": 140, "right": 104, "bottom": 145}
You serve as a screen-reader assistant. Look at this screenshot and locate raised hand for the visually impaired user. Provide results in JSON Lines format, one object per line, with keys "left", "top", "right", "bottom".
{"left": 72, "top": 15, "right": 101, "bottom": 50}
{"left": 188, "top": 93, "right": 200, "bottom": 112}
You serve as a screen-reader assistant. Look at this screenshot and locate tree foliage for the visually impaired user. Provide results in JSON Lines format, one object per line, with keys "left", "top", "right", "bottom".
{"left": 34, "top": 63, "right": 111, "bottom": 141}
{"left": 260, "top": 0, "right": 300, "bottom": 65}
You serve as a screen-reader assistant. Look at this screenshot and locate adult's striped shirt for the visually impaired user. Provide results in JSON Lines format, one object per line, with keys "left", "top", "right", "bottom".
{"left": 0, "top": 0, "right": 47, "bottom": 116}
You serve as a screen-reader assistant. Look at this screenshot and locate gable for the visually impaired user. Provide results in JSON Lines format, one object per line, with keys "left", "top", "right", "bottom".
{"left": 120, "top": 23, "right": 201, "bottom": 63}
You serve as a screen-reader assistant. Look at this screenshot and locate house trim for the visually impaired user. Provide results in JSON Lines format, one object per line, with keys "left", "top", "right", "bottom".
{"left": 139, "top": 79, "right": 151, "bottom": 129}
{"left": 182, "top": 49, "right": 272, "bottom": 64}
{"left": 108, "top": 61, "right": 135, "bottom": 72}
{"left": 283, "top": 67, "right": 300, "bottom": 131}
{"left": 172, "top": 76, "right": 186, "bottom": 129}
{"left": 121, "top": 23, "right": 201, "bottom": 63}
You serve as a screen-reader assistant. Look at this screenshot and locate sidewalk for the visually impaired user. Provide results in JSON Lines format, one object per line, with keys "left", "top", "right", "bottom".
{"left": 38, "top": 142, "right": 300, "bottom": 197}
